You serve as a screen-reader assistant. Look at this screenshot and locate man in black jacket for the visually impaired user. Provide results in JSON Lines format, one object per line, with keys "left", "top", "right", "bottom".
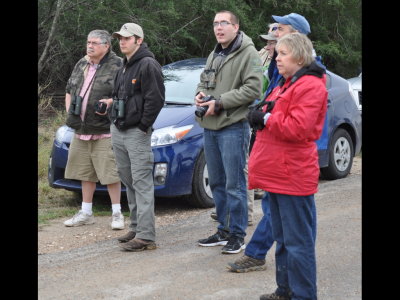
{"left": 110, "top": 23, "right": 165, "bottom": 251}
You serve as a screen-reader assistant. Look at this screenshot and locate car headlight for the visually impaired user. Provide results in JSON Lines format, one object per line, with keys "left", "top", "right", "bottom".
{"left": 347, "top": 82, "right": 357, "bottom": 102}
{"left": 55, "top": 125, "right": 74, "bottom": 144}
{"left": 151, "top": 125, "right": 193, "bottom": 146}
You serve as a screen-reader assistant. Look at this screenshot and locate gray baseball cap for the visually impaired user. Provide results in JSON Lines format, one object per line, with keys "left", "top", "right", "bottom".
{"left": 259, "top": 32, "right": 277, "bottom": 42}
{"left": 112, "top": 23, "right": 144, "bottom": 38}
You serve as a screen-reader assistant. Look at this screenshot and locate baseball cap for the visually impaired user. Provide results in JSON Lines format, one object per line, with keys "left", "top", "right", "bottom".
{"left": 259, "top": 32, "right": 277, "bottom": 42}
{"left": 272, "top": 13, "right": 311, "bottom": 35}
{"left": 112, "top": 23, "right": 144, "bottom": 38}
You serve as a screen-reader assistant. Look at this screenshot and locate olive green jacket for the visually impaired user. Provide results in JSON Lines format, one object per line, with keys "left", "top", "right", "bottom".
{"left": 196, "top": 31, "right": 263, "bottom": 130}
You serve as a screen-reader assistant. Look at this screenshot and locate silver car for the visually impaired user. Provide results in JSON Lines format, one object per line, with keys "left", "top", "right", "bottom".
{"left": 348, "top": 73, "right": 362, "bottom": 111}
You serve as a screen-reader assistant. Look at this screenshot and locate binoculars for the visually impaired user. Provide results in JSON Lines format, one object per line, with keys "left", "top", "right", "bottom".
{"left": 111, "top": 99, "right": 125, "bottom": 119}
{"left": 69, "top": 95, "right": 83, "bottom": 116}
{"left": 200, "top": 69, "right": 216, "bottom": 89}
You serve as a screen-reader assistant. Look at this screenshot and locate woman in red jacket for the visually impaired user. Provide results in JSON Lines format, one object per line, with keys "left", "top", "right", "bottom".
{"left": 247, "top": 33, "right": 327, "bottom": 300}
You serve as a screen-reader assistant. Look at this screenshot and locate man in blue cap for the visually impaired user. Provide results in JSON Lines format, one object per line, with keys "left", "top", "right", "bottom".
{"left": 272, "top": 13, "right": 311, "bottom": 35}
{"left": 265, "top": 13, "right": 312, "bottom": 95}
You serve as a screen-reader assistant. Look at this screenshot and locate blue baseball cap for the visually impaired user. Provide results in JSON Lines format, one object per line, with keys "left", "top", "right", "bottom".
{"left": 272, "top": 13, "right": 311, "bottom": 35}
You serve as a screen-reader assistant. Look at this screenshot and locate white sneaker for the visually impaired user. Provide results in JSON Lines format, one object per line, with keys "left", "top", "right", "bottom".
{"left": 111, "top": 212, "right": 125, "bottom": 230}
{"left": 64, "top": 210, "right": 95, "bottom": 227}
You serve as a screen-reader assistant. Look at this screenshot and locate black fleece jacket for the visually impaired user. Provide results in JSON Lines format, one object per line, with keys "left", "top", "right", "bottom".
{"left": 111, "top": 43, "right": 165, "bottom": 132}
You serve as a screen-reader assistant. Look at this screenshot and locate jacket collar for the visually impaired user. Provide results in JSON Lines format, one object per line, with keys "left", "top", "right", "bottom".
{"left": 123, "top": 43, "right": 154, "bottom": 67}
{"left": 279, "top": 61, "right": 326, "bottom": 87}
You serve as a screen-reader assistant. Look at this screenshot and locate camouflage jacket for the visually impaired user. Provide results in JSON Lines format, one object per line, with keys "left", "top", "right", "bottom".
{"left": 65, "top": 50, "right": 122, "bottom": 134}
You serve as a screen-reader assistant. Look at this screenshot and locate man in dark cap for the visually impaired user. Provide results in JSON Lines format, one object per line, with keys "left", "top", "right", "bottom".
{"left": 110, "top": 23, "right": 165, "bottom": 252}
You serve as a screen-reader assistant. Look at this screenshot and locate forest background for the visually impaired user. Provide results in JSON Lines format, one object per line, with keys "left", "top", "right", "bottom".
{"left": 38, "top": 0, "right": 361, "bottom": 95}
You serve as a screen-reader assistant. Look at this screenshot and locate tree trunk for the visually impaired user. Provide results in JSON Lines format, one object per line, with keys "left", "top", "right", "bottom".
{"left": 38, "top": 0, "right": 63, "bottom": 75}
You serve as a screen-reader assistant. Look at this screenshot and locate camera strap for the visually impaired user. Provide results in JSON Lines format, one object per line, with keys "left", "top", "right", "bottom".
{"left": 79, "top": 66, "right": 98, "bottom": 100}
{"left": 256, "top": 66, "right": 310, "bottom": 112}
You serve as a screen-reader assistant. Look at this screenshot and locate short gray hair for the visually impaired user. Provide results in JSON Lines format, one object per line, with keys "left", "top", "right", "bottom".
{"left": 276, "top": 32, "right": 314, "bottom": 66}
{"left": 87, "top": 29, "right": 111, "bottom": 45}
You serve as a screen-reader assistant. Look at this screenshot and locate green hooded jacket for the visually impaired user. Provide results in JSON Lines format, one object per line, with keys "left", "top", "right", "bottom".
{"left": 195, "top": 31, "right": 263, "bottom": 130}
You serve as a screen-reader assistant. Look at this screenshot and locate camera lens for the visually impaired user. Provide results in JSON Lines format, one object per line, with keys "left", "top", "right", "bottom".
{"left": 195, "top": 106, "right": 208, "bottom": 118}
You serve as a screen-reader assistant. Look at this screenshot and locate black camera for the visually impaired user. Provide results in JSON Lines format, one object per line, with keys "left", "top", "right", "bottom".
{"left": 248, "top": 100, "right": 276, "bottom": 132}
{"left": 94, "top": 101, "right": 107, "bottom": 113}
{"left": 111, "top": 99, "right": 125, "bottom": 119}
{"left": 195, "top": 95, "right": 215, "bottom": 118}
{"left": 69, "top": 95, "right": 83, "bottom": 116}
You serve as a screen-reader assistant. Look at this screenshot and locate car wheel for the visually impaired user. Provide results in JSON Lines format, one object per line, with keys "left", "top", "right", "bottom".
{"left": 189, "top": 150, "right": 214, "bottom": 208}
{"left": 320, "top": 128, "right": 354, "bottom": 180}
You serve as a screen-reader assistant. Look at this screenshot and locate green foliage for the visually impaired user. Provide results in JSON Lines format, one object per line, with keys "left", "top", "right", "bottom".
{"left": 38, "top": 0, "right": 361, "bottom": 92}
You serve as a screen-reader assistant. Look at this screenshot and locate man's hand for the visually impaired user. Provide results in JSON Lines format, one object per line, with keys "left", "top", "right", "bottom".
{"left": 204, "top": 100, "right": 216, "bottom": 116}
{"left": 195, "top": 92, "right": 206, "bottom": 106}
{"left": 95, "top": 98, "right": 113, "bottom": 115}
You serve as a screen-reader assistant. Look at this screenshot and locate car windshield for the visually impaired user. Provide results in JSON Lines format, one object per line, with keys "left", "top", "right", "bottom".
{"left": 163, "top": 67, "right": 201, "bottom": 104}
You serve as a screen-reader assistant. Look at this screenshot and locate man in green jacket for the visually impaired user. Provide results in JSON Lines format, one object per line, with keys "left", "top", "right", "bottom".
{"left": 196, "top": 10, "right": 263, "bottom": 254}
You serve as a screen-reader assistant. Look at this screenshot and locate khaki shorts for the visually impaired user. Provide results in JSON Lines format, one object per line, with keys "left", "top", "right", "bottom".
{"left": 65, "top": 135, "right": 120, "bottom": 185}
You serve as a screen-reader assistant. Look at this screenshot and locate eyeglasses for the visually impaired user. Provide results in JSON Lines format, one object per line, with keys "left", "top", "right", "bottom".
{"left": 87, "top": 41, "right": 106, "bottom": 46}
{"left": 213, "top": 21, "right": 234, "bottom": 27}
{"left": 266, "top": 41, "right": 277, "bottom": 46}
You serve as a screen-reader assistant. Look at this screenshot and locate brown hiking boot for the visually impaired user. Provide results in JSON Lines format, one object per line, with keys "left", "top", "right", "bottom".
{"left": 117, "top": 231, "right": 136, "bottom": 243}
{"left": 119, "top": 238, "right": 157, "bottom": 252}
{"left": 227, "top": 254, "right": 266, "bottom": 272}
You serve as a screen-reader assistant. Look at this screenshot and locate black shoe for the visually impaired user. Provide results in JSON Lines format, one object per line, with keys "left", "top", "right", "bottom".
{"left": 259, "top": 292, "right": 290, "bottom": 300}
{"left": 198, "top": 230, "right": 229, "bottom": 246}
{"left": 221, "top": 236, "right": 246, "bottom": 254}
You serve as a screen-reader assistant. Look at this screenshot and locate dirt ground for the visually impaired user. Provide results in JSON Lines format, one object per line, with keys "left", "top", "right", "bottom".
{"left": 38, "top": 156, "right": 361, "bottom": 255}
{"left": 38, "top": 197, "right": 205, "bottom": 255}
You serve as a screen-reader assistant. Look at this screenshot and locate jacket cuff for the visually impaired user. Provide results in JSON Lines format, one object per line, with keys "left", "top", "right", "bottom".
{"left": 138, "top": 123, "right": 148, "bottom": 133}
{"left": 214, "top": 99, "right": 224, "bottom": 115}
{"left": 263, "top": 112, "right": 271, "bottom": 125}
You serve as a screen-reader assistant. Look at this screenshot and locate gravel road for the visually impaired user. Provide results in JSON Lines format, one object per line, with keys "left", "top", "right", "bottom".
{"left": 38, "top": 157, "right": 361, "bottom": 300}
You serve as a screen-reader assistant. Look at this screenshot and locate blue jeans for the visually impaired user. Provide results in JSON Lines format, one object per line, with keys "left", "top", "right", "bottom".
{"left": 246, "top": 193, "right": 317, "bottom": 260}
{"left": 203, "top": 121, "right": 249, "bottom": 238}
{"left": 269, "top": 192, "right": 317, "bottom": 300}
{"left": 245, "top": 192, "right": 274, "bottom": 259}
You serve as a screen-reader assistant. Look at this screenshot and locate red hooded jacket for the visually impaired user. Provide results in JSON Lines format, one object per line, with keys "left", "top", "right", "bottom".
{"left": 248, "top": 64, "right": 328, "bottom": 196}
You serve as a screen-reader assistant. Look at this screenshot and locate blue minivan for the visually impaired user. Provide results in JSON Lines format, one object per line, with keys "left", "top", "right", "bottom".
{"left": 48, "top": 58, "right": 362, "bottom": 208}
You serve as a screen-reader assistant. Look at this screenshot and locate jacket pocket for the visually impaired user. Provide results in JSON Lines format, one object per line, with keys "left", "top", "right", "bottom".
{"left": 66, "top": 114, "right": 81, "bottom": 130}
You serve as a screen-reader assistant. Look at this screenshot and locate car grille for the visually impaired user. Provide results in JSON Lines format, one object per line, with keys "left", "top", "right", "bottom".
{"left": 358, "top": 91, "right": 362, "bottom": 106}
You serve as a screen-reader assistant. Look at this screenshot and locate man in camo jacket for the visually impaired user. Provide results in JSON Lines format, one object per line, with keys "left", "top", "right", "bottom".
{"left": 63, "top": 29, "right": 124, "bottom": 230}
